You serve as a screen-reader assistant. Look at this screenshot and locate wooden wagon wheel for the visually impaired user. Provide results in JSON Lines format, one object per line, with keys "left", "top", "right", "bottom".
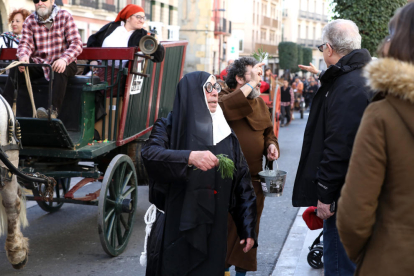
{"left": 98, "top": 154, "right": 138, "bottom": 257}
{"left": 36, "top": 178, "right": 70, "bottom": 213}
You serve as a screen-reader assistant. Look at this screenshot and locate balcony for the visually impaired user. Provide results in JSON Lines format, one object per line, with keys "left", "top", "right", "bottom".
{"left": 282, "top": 9, "right": 288, "bottom": 17}
{"left": 298, "top": 38, "right": 322, "bottom": 48}
{"left": 254, "top": 43, "right": 278, "bottom": 55}
{"left": 71, "top": 0, "right": 117, "bottom": 12}
{"left": 214, "top": 17, "right": 232, "bottom": 36}
{"left": 298, "top": 10, "right": 328, "bottom": 23}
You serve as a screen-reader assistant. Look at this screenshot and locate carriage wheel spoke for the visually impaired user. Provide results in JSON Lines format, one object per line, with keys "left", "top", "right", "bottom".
{"left": 120, "top": 214, "right": 129, "bottom": 231}
{"left": 109, "top": 183, "right": 116, "bottom": 199}
{"left": 111, "top": 216, "right": 117, "bottom": 247}
{"left": 105, "top": 208, "right": 115, "bottom": 223}
{"left": 121, "top": 171, "right": 133, "bottom": 193}
{"left": 118, "top": 163, "right": 127, "bottom": 194}
{"left": 116, "top": 215, "right": 123, "bottom": 245}
{"left": 106, "top": 198, "right": 116, "bottom": 206}
{"left": 106, "top": 212, "right": 116, "bottom": 241}
{"left": 122, "top": 186, "right": 135, "bottom": 197}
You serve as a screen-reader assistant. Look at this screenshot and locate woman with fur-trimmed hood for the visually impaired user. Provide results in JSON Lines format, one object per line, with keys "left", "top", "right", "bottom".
{"left": 337, "top": 3, "right": 414, "bottom": 275}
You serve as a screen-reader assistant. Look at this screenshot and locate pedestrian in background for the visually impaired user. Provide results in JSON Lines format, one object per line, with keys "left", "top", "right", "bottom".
{"left": 219, "top": 57, "right": 279, "bottom": 276}
{"left": 220, "top": 59, "right": 234, "bottom": 80}
{"left": 292, "top": 19, "right": 372, "bottom": 276}
{"left": 337, "top": 3, "right": 414, "bottom": 275}
{"left": 280, "top": 79, "right": 294, "bottom": 127}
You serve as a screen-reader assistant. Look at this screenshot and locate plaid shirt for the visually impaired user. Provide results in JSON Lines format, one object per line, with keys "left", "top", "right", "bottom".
{"left": 17, "top": 10, "right": 82, "bottom": 80}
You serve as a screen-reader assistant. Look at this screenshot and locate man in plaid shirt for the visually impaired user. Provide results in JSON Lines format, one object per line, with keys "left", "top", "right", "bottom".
{"left": 3, "top": 0, "right": 82, "bottom": 118}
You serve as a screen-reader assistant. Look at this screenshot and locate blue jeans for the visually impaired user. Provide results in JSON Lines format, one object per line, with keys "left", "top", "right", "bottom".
{"left": 323, "top": 213, "right": 356, "bottom": 276}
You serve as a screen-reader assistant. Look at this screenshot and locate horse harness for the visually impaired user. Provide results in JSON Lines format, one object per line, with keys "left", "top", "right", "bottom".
{"left": 0, "top": 95, "right": 56, "bottom": 201}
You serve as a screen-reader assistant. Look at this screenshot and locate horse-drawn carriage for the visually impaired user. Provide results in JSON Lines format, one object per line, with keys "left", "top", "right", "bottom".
{"left": 0, "top": 40, "right": 187, "bottom": 267}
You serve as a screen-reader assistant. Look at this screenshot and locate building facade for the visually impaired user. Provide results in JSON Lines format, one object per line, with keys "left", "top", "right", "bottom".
{"left": 229, "top": 0, "right": 283, "bottom": 73}
{"left": 282, "top": 0, "right": 329, "bottom": 72}
{"left": 0, "top": 0, "right": 179, "bottom": 44}
{"left": 178, "top": 0, "right": 231, "bottom": 75}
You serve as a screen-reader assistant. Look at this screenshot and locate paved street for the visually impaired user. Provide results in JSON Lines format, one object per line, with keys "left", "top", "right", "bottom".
{"left": 0, "top": 110, "right": 309, "bottom": 276}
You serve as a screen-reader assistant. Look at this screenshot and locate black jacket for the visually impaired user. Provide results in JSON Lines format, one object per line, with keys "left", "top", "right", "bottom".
{"left": 292, "top": 49, "right": 372, "bottom": 207}
{"left": 87, "top": 21, "right": 165, "bottom": 63}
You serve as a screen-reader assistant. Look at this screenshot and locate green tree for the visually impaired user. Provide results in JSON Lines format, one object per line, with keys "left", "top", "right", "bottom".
{"left": 302, "top": 47, "right": 313, "bottom": 73}
{"left": 332, "top": 0, "right": 406, "bottom": 56}
{"left": 278, "top": 42, "right": 298, "bottom": 72}
{"left": 293, "top": 45, "right": 304, "bottom": 73}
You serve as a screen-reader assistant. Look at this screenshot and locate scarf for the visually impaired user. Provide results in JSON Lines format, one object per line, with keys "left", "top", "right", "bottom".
{"left": 2, "top": 32, "right": 20, "bottom": 44}
{"left": 34, "top": 4, "right": 60, "bottom": 24}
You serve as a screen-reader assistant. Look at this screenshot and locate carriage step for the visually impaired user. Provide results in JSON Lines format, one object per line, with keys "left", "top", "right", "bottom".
{"left": 17, "top": 117, "right": 75, "bottom": 149}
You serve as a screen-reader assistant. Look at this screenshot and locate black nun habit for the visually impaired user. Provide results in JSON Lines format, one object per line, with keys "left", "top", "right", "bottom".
{"left": 142, "top": 71, "right": 258, "bottom": 276}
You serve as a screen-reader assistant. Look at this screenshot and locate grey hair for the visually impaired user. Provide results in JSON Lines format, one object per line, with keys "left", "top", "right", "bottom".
{"left": 322, "top": 19, "right": 362, "bottom": 56}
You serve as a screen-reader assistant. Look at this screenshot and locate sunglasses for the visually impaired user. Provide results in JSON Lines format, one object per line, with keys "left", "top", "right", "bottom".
{"left": 130, "top": 14, "right": 146, "bottom": 21}
{"left": 317, "top": 42, "right": 334, "bottom": 53}
{"left": 33, "top": 0, "right": 48, "bottom": 3}
{"left": 204, "top": 82, "right": 221, "bottom": 93}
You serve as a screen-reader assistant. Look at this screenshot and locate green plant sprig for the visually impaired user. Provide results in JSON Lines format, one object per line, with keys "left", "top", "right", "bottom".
{"left": 252, "top": 48, "right": 269, "bottom": 63}
{"left": 216, "top": 154, "right": 236, "bottom": 180}
{"left": 193, "top": 154, "right": 236, "bottom": 180}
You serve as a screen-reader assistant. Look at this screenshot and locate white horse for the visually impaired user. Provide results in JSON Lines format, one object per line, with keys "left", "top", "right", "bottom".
{"left": 0, "top": 95, "right": 29, "bottom": 269}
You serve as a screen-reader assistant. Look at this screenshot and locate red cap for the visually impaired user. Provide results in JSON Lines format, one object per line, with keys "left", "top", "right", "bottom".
{"left": 302, "top": 206, "right": 323, "bottom": 230}
{"left": 260, "top": 81, "right": 270, "bottom": 93}
{"left": 115, "top": 4, "right": 145, "bottom": 22}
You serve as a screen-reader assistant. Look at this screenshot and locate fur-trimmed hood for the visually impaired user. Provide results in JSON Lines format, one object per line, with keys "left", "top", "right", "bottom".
{"left": 364, "top": 58, "right": 414, "bottom": 136}
{"left": 364, "top": 58, "right": 414, "bottom": 104}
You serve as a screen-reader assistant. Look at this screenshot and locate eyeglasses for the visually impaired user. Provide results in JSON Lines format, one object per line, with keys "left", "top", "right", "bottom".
{"left": 317, "top": 42, "right": 333, "bottom": 53}
{"left": 33, "top": 0, "right": 48, "bottom": 4}
{"left": 131, "top": 14, "right": 146, "bottom": 21}
{"left": 204, "top": 82, "right": 221, "bottom": 93}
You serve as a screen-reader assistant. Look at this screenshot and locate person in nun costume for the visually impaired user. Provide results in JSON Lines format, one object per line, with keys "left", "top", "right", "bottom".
{"left": 141, "top": 71, "right": 258, "bottom": 276}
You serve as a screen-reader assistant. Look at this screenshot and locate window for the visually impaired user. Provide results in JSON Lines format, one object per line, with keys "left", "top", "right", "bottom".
{"left": 298, "top": 25, "right": 301, "bottom": 38}
{"left": 271, "top": 4, "right": 276, "bottom": 18}
{"left": 314, "top": 0, "right": 317, "bottom": 12}
{"left": 307, "top": 0, "right": 310, "bottom": 11}
{"left": 239, "top": 39, "right": 244, "bottom": 52}
{"left": 306, "top": 26, "right": 309, "bottom": 39}
{"left": 160, "top": 4, "right": 165, "bottom": 23}
{"left": 262, "top": 2, "right": 267, "bottom": 16}
{"left": 78, "top": 29, "right": 85, "bottom": 43}
{"left": 253, "top": 13, "right": 255, "bottom": 24}
{"left": 313, "top": 26, "right": 316, "bottom": 39}
{"left": 270, "top": 30, "right": 276, "bottom": 43}
{"left": 143, "top": 0, "right": 151, "bottom": 20}
{"left": 261, "top": 28, "right": 267, "bottom": 40}
{"left": 322, "top": 3, "right": 325, "bottom": 14}
{"left": 169, "top": 6, "right": 174, "bottom": 25}
{"left": 256, "top": 30, "right": 259, "bottom": 40}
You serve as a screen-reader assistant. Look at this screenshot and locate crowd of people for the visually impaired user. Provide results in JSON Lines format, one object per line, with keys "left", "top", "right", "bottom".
{"left": 0, "top": 0, "right": 413, "bottom": 275}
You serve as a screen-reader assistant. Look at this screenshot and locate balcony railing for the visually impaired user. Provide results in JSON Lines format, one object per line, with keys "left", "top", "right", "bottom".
{"left": 299, "top": 10, "right": 328, "bottom": 23}
{"left": 214, "top": 17, "right": 232, "bottom": 35}
{"left": 71, "top": 0, "right": 117, "bottom": 12}
{"left": 298, "top": 38, "right": 322, "bottom": 48}
{"left": 282, "top": 9, "right": 288, "bottom": 17}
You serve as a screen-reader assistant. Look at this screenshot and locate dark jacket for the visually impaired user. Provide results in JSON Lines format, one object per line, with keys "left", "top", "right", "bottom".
{"left": 87, "top": 21, "right": 165, "bottom": 63}
{"left": 292, "top": 49, "right": 372, "bottom": 207}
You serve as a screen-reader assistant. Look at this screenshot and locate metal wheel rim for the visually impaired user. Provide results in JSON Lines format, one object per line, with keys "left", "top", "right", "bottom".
{"left": 36, "top": 178, "right": 70, "bottom": 213}
{"left": 98, "top": 154, "right": 138, "bottom": 257}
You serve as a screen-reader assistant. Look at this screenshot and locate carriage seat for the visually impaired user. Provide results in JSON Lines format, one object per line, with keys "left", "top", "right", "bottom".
{"left": 0, "top": 75, "right": 100, "bottom": 149}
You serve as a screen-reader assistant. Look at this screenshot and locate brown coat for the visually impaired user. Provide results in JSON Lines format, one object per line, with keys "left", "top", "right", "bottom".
{"left": 337, "top": 58, "right": 414, "bottom": 276}
{"left": 219, "top": 87, "right": 279, "bottom": 271}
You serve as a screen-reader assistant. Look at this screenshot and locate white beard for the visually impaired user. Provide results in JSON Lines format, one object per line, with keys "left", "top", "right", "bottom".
{"left": 36, "top": 6, "right": 52, "bottom": 19}
{"left": 247, "top": 87, "right": 260, "bottom": 99}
